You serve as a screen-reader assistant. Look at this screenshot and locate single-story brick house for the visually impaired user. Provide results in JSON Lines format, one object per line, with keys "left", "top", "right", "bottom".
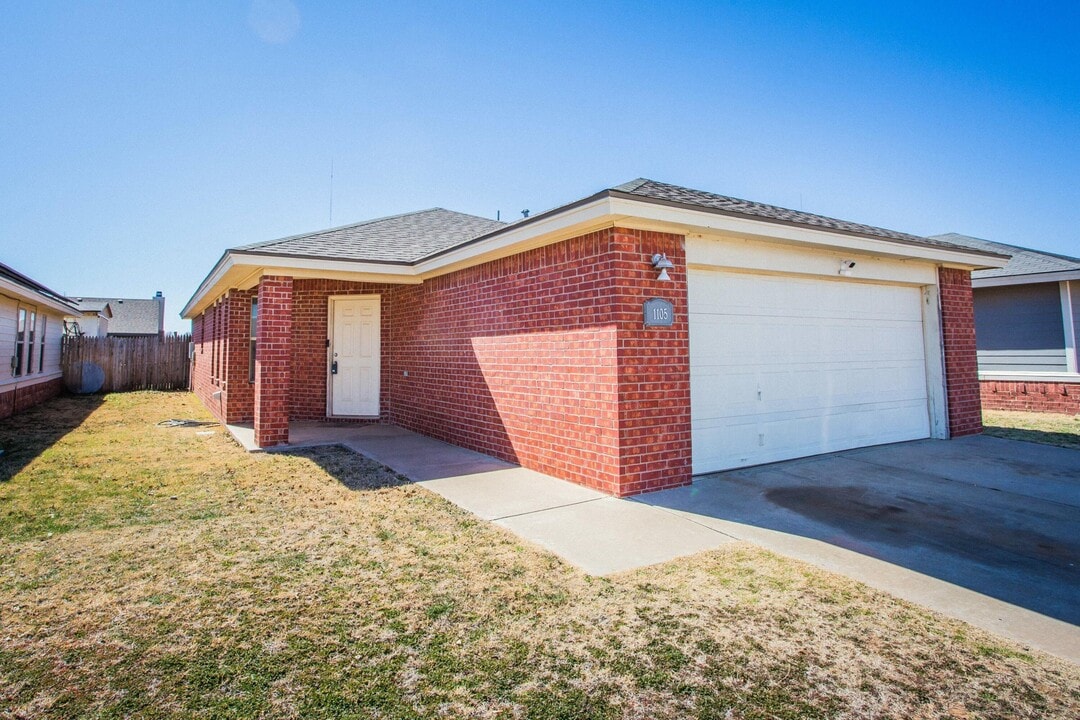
{"left": 931, "top": 233, "right": 1079, "bottom": 415}
{"left": 1, "top": 261, "right": 76, "bottom": 419}
{"left": 182, "top": 179, "right": 1007, "bottom": 496}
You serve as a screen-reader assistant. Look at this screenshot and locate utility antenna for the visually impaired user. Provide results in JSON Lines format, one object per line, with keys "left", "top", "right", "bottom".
{"left": 329, "top": 159, "right": 334, "bottom": 226}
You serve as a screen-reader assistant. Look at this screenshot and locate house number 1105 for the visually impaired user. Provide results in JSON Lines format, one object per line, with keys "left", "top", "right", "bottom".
{"left": 643, "top": 298, "right": 674, "bottom": 327}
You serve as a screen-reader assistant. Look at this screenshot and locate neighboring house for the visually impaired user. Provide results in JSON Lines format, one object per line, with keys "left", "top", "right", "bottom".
{"left": 65, "top": 299, "right": 113, "bottom": 337}
{"left": 70, "top": 292, "right": 165, "bottom": 337}
{"left": 183, "top": 179, "right": 1006, "bottom": 497}
{"left": 930, "top": 233, "right": 1080, "bottom": 415}
{"left": 1, "top": 261, "right": 77, "bottom": 419}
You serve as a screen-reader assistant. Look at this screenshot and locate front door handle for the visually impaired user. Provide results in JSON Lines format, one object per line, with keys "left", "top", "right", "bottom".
{"left": 331, "top": 361, "right": 338, "bottom": 375}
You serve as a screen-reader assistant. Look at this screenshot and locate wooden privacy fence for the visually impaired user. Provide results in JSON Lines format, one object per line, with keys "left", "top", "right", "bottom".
{"left": 62, "top": 334, "right": 191, "bottom": 393}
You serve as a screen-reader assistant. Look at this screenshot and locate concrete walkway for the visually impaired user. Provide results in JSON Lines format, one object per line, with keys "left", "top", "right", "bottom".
{"left": 226, "top": 421, "right": 736, "bottom": 575}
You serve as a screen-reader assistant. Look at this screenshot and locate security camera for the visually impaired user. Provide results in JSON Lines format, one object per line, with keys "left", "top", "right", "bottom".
{"left": 841, "top": 260, "right": 856, "bottom": 269}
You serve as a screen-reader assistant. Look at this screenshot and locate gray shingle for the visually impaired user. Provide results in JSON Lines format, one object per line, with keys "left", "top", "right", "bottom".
{"left": 74, "top": 297, "right": 163, "bottom": 335}
{"left": 220, "top": 182, "right": 1005, "bottom": 269}
{"left": 929, "top": 233, "right": 1080, "bottom": 279}
{"left": 234, "top": 208, "right": 506, "bottom": 264}
{"left": 611, "top": 178, "right": 995, "bottom": 253}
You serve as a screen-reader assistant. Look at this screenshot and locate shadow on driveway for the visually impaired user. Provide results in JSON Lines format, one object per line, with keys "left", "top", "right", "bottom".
{"left": 642, "top": 435, "right": 1080, "bottom": 626}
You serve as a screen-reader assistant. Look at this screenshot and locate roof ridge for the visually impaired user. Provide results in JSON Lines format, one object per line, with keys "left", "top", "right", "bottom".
{"left": 238, "top": 207, "right": 492, "bottom": 251}
{"left": 611, "top": 178, "right": 651, "bottom": 193}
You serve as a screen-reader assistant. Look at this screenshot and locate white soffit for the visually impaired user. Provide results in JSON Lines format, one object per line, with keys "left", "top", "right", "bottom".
{"left": 0, "top": 276, "right": 77, "bottom": 315}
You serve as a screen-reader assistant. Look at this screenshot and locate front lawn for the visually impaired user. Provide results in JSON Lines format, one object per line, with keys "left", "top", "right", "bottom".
{"left": 983, "top": 409, "right": 1080, "bottom": 450}
{"left": 1, "top": 393, "right": 1077, "bottom": 719}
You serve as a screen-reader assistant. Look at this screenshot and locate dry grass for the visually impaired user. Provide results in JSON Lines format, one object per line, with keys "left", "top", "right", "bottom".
{"left": 983, "top": 409, "right": 1080, "bottom": 450}
{"left": 1, "top": 392, "right": 1077, "bottom": 719}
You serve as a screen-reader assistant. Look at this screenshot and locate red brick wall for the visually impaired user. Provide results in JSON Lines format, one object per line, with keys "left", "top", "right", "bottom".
{"left": 384, "top": 227, "right": 690, "bottom": 496}
{"left": 290, "top": 280, "right": 391, "bottom": 421}
{"left": 190, "top": 306, "right": 221, "bottom": 421}
{"left": 0, "top": 376, "right": 64, "bottom": 420}
{"left": 190, "top": 290, "right": 256, "bottom": 425}
{"left": 939, "top": 267, "right": 983, "bottom": 436}
{"left": 223, "top": 290, "right": 256, "bottom": 423}
{"left": 254, "top": 277, "right": 292, "bottom": 447}
{"left": 980, "top": 380, "right": 1080, "bottom": 415}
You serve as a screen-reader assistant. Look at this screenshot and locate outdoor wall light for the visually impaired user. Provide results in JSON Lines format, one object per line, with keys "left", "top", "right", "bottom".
{"left": 839, "top": 259, "right": 856, "bottom": 277}
{"left": 651, "top": 252, "right": 675, "bottom": 281}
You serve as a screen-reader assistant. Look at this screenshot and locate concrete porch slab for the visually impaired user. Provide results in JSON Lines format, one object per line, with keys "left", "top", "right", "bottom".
{"left": 221, "top": 419, "right": 735, "bottom": 575}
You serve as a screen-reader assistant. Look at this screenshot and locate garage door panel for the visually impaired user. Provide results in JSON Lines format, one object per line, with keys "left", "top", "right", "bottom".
{"left": 690, "top": 268, "right": 930, "bottom": 474}
{"left": 692, "top": 398, "right": 931, "bottom": 470}
{"left": 689, "top": 272, "right": 924, "bottom": 323}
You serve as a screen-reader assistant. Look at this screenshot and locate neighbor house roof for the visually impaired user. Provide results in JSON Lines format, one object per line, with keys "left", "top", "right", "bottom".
{"left": 235, "top": 208, "right": 507, "bottom": 264}
{"left": 0, "top": 261, "right": 78, "bottom": 313}
{"left": 73, "top": 296, "right": 163, "bottom": 335}
{"left": 929, "top": 233, "right": 1080, "bottom": 282}
{"left": 70, "top": 298, "right": 113, "bottom": 318}
{"left": 184, "top": 178, "right": 1009, "bottom": 318}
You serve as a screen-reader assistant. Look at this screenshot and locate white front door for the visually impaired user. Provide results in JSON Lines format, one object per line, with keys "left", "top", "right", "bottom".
{"left": 330, "top": 296, "right": 380, "bottom": 417}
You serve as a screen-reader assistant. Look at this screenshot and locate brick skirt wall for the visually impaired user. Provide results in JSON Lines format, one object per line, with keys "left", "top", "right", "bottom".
{"left": 981, "top": 380, "right": 1080, "bottom": 415}
{"left": 0, "top": 376, "right": 64, "bottom": 420}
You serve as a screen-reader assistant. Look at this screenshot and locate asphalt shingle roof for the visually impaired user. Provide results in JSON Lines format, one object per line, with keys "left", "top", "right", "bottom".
{"left": 74, "top": 297, "right": 163, "bottom": 335}
{"left": 219, "top": 181, "right": 1005, "bottom": 269}
{"left": 234, "top": 208, "right": 507, "bottom": 264}
{"left": 929, "top": 233, "right": 1080, "bottom": 279}
{"left": 611, "top": 179, "right": 988, "bottom": 253}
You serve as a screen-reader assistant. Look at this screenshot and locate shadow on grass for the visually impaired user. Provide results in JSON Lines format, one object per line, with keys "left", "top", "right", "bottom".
{"left": 0, "top": 393, "right": 104, "bottom": 482}
{"left": 982, "top": 425, "right": 1080, "bottom": 451}
{"left": 276, "top": 444, "right": 413, "bottom": 492}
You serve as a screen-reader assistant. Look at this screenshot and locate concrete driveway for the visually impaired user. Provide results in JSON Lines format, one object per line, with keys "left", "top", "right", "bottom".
{"left": 641, "top": 434, "right": 1080, "bottom": 661}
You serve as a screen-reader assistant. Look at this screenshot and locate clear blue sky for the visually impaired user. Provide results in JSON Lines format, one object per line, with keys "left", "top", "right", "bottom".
{"left": 2, "top": 1, "right": 1077, "bottom": 333}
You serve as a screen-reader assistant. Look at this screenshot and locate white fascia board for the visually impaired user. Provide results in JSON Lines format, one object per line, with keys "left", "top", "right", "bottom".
{"left": 415, "top": 197, "right": 614, "bottom": 278}
{"left": 979, "top": 371, "right": 1080, "bottom": 383}
{"left": 181, "top": 251, "right": 421, "bottom": 318}
{"left": 606, "top": 197, "right": 1008, "bottom": 269}
{"left": 234, "top": 252, "right": 420, "bottom": 279}
{"left": 972, "top": 270, "right": 1080, "bottom": 288}
{"left": 0, "top": 276, "right": 78, "bottom": 315}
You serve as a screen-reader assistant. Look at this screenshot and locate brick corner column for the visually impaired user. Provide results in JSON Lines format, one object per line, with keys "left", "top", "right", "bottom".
{"left": 254, "top": 276, "right": 293, "bottom": 447}
{"left": 939, "top": 267, "right": 982, "bottom": 437}
{"left": 611, "top": 228, "right": 694, "bottom": 496}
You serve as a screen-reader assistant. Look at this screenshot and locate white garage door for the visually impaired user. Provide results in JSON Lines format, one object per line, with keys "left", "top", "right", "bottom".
{"left": 689, "top": 269, "right": 931, "bottom": 474}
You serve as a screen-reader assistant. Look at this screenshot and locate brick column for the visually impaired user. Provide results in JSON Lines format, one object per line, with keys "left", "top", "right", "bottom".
{"left": 939, "top": 267, "right": 982, "bottom": 436}
{"left": 610, "top": 228, "right": 693, "bottom": 496}
{"left": 223, "top": 289, "right": 256, "bottom": 423}
{"left": 254, "top": 276, "right": 293, "bottom": 447}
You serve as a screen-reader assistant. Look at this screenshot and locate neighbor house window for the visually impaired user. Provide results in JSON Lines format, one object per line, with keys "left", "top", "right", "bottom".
{"left": 12, "top": 307, "right": 27, "bottom": 376}
{"left": 38, "top": 317, "right": 46, "bottom": 372}
{"left": 248, "top": 297, "right": 258, "bottom": 383}
{"left": 26, "top": 311, "right": 36, "bottom": 374}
